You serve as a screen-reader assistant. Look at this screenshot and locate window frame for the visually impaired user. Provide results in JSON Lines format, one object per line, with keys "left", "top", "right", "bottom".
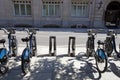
{"left": 13, "top": 0, "right": 32, "bottom": 16}
{"left": 71, "top": 1, "right": 90, "bottom": 18}
{"left": 42, "top": 1, "right": 62, "bottom": 17}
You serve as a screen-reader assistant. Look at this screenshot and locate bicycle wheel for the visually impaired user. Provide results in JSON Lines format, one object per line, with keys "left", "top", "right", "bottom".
{"left": 0, "top": 65, "right": 8, "bottom": 74}
{"left": 0, "top": 56, "right": 8, "bottom": 74}
{"left": 104, "top": 40, "right": 113, "bottom": 57}
{"left": 21, "top": 59, "right": 30, "bottom": 74}
{"left": 95, "top": 50, "right": 107, "bottom": 73}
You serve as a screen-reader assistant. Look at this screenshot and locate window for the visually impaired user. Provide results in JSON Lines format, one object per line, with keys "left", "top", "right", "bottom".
{"left": 71, "top": 0, "right": 89, "bottom": 17}
{"left": 13, "top": 0, "right": 31, "bottom": 16}
{"left": 42, "top": 0, "right": 62, "bottom": 17}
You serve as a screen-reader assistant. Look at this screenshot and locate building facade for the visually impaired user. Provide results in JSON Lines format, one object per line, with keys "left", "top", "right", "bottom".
{"left": 0, "top": 0, "right": 120, "bottom": 28}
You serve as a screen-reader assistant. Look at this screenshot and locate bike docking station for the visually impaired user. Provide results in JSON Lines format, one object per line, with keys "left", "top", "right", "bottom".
{"left": 49, "top": 36, "right": 56, "bottom": 56}
{"left": 68, "top": 37, "right": 76, "bottom": 57}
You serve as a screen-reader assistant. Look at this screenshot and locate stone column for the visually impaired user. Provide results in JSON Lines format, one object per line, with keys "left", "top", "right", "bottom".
{"left": 32, "top": 0, "right": 42, "bottom": 27}
{"left": 89, "top": 0, "right": 96, "bottom": 28}
{"left": 62, "top": 0, "right": 70, "bottom": 27}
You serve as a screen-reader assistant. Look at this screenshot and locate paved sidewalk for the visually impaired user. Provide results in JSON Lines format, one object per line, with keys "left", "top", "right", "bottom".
{"left": 0, "top": 46, "right": 120, "bottom": 80}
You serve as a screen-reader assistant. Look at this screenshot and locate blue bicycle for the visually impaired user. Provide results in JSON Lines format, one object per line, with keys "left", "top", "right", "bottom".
{"left": 21, "top": 28, "right": 37, "bottom": 74}
{"left": 95, "top": 40, "right": 108, "bottom": 73}
{"left": 0, "top": 28, "right": 17, "bottom": 74}
{"left": 0, "top": 39, "right": 8, "bottom": 74}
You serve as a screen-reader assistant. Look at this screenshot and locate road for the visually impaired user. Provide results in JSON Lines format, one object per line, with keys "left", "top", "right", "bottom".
{"left": 0, "top": 28, "right": 120, "bottom": 80}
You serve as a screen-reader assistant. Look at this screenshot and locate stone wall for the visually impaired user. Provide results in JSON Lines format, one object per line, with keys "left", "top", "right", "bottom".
{"left": 0, "top": 0, "right": 119, "bottom": 28}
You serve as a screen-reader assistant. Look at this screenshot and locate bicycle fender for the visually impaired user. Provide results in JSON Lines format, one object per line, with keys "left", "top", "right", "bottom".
{"left": 0, "top": 48, "right": 8, "bottom": 59}
{"left": 97, "top": 49, "right": 107, "bottom": 59}
{"left": 21, "top": 48, "right": 30, "bottom": 60}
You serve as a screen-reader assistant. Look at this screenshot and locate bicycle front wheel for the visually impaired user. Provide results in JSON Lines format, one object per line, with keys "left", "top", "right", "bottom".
{"left": 21, "top": 59, "right": 30, "bottom": 74}
{"left": 95, "top": 56, "right": 107, "bottom": 73}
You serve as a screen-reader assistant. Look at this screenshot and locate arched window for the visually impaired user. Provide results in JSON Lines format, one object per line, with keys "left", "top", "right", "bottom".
{"left": 13, "top": 0, "right": 32, "bottom": 16}
{"left": 42, "top": 0, "right": 63, "bottom": 17}
{"left": 71, "top": 0, "right": 89, "bottom": 17}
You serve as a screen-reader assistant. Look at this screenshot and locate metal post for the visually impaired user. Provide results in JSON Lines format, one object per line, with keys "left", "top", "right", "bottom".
{"left": 68, "top": 37, "right": 75, "bottom": 57}
{"left": 49, "top": 36, "right": 56, "bottom": 56}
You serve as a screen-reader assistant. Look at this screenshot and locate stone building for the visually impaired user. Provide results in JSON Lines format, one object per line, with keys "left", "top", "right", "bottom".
{"left": 0, "top": 0, "right": 120, "bottom": 28}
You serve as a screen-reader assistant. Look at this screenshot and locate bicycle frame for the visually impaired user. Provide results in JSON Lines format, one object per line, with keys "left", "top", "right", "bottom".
{"left": 21, "top": 29, "right": 36, "bottom": 60}
{"left": 26, "top": 28, "right": 36, "bottom": 56}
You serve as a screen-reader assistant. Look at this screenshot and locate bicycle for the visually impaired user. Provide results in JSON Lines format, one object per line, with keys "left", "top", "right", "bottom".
{"left": 2, "top": 28, "right": 18, "bottom": 57}
{"left": 21, "top": 28, "right": 37, "bottom": 74}
{"left": 94, "top": 40, "right": 108, "bottom": 73}
{"left": 0, "top": 39, "right": 8, "bottom": 74}
{"left": 0, "top": 28, "right": 18, "bottom": 74}
{"left": 86, "top": 29, "right": 96, "bottom": 57}
{"left": 104, "top": 30, "right": 120, "bottom": 57}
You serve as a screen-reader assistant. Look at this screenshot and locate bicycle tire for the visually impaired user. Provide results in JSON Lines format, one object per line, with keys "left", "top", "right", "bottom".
{"left": 0, "top": 65, "right": 8, "bottom": 74}
{"left": 95, "top": 52, "right": 107, "bottom": 73}
{"left": 21, "top": 59, "right": 30, "bottom": 74}
{"left": 0, "top": 56, "right": 8, "bottom": 74}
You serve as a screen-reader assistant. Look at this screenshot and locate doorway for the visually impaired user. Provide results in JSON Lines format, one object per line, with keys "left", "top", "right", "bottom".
{"left": 105, "top": 1, "right": 120, "bottom": 27}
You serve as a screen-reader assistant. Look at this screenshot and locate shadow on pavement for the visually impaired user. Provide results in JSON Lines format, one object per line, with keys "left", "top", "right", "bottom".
{"left": 108, "top": 59, "right": 120, "bottom": 78}
{"left": 29, "top": 57, "right": 56, "bottom": 80}
{"left": 0, "top": 57, "right": 24, "bottom": 80}
{"left": 55, "top": 56, "right": 101, "bottom": 80}
{"left": 2, "top": 55, "right": 120, "bottom": 80}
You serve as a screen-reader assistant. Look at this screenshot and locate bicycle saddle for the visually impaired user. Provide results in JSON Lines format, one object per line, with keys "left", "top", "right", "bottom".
{"left": 97, "top": 40, "right": 104, "bottom": 45}
{"left": 29, "top": 29, "right": 36, "bottom": 34}
{"left": 0, "top": 39, "right": 6, "bottom": 44}
{"left": 21, "top": 37, "right": 29, "bottom": 42}
{"left": 107, "top": 30, "right": 115, "bottom": 36}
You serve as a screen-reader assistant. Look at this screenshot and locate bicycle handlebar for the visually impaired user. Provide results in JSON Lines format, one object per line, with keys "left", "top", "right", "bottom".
{"left": 24, "top": 28, "right": 36, "bottom": 35}
{"left": 107, "top": 30, "right": 117, "bottom": 36}
{"left": 87, "top": 29, "right": 97, "bottom": 36}
{"left": 1, "top": 28, "right": 15, "bottom": 34}
{"left": 1, "top": 28, "right": 9, "bottom": 34}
